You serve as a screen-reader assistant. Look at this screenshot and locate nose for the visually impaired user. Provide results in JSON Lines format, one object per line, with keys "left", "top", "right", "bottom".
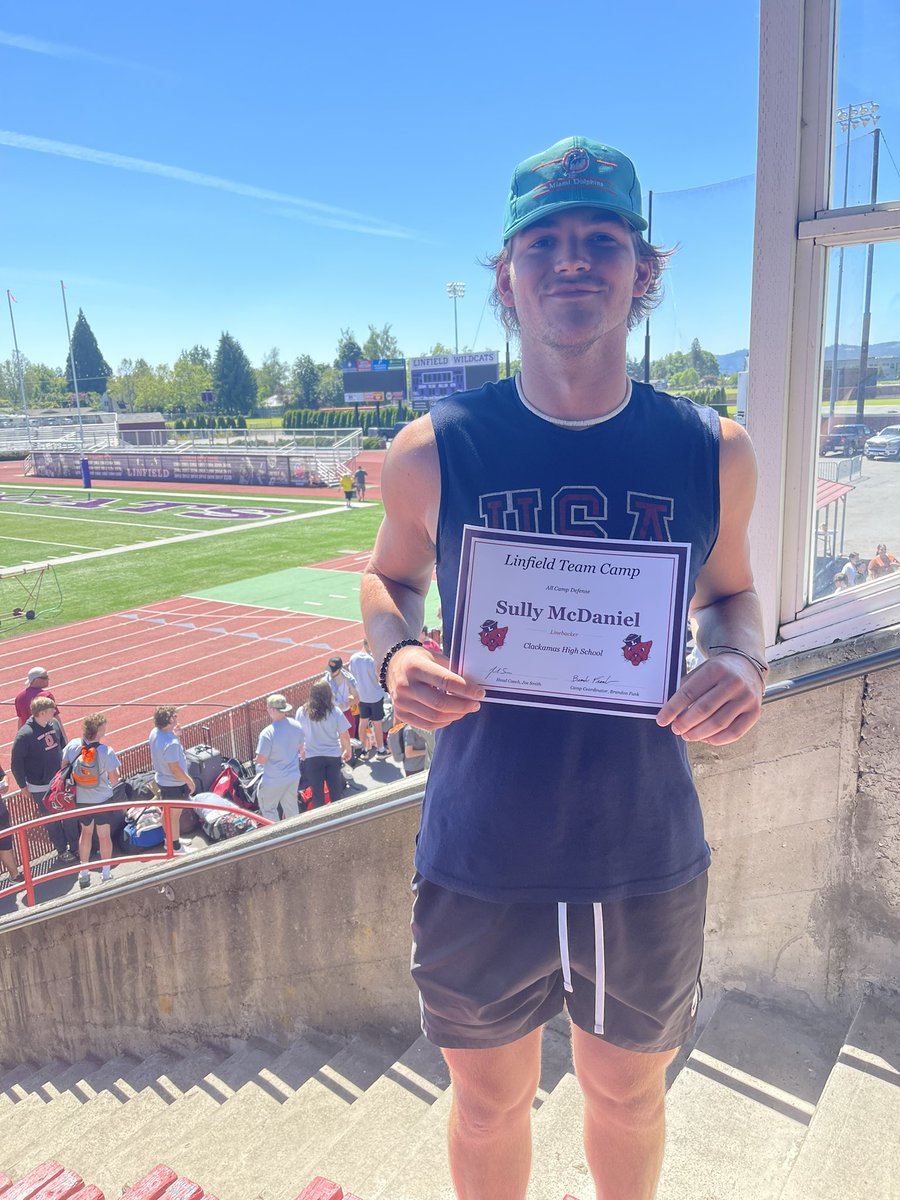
{"left": 554, "top": 234, "right": 591, "bottom": 272}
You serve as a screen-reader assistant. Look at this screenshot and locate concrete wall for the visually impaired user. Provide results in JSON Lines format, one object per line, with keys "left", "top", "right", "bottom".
{"left": 0, "top": 792, "right": 425, "bottom": 1063}
{"left": 0, "top": 637, "right": 898, "bottom": 1063}
{"left": 695, "top": 634, "right": 900, "bottom": 1019}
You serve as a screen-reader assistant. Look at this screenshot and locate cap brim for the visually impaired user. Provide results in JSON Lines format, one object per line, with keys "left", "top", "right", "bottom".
{"left": 505, "top": 199, "right": 648, "bottom": 240}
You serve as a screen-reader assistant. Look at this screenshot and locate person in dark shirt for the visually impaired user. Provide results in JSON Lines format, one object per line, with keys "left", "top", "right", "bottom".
{"left": 361, "top": 134, "right": 767, "bottom": 1200}
{"left": 11, "top": 696, "right": 75, "bottom": 861}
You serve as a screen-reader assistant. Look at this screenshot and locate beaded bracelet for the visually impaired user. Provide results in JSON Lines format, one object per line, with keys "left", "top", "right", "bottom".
{"left": 707, "top": 644, "right": 769, "bottom": 684}
{"left": 379, "top": 638, "right": 423, "bottom": 692}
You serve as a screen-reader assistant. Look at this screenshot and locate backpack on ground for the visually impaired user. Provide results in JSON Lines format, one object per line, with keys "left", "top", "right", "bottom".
{"left": 203, "top": 811, "right": 255, "bottom": 841}
{"left": 44, "top": 761, "right": 77, "bottom": 814}
{"left": 71, "top": 741, "right": 101, "bottom": 788}
{"left": 210, "top": 761, "right": 258, "bottom": 812}
{"left": 123, "top": 805, "right": 165, "bottom": 849}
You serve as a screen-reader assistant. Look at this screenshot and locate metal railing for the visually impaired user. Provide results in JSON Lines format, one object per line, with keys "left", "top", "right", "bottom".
{"left": 4, "top": 643, "right": 899, "bottom": 925}
{"left": 3, "top": 672, "right": 322, "bottom": 866}
{"left": 0, "top": 798, "right": 272, "bottom": 909}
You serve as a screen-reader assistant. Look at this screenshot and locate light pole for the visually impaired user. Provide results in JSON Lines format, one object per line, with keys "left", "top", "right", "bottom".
{"left": 446, "top": 282, "right": 465, "bottom": 354}
{"left": 827, "top": 101, "right": 879, "bottom": 431}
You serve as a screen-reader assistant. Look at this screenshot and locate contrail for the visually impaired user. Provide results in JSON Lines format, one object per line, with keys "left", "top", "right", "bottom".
{"left": 0, "top": 129, "right": 417, "bottom": 239}
{"left": 0, "top": 29, "right": 141, "bottom": 69}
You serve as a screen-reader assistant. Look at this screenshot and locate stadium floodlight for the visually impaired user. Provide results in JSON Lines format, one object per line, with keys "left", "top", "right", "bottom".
{"left": 446, "top": 282, "right": 466, "bottom": 353}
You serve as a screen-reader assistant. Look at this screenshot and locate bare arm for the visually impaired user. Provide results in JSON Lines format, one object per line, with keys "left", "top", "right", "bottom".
{"left": 360, "top": 417, "right": 484, "bottom": 729}
{"left": 339, "top": 730, "right": 352, "bottom": 762}
{"left": 656, "top": 418, "right": 766, "bottom": 745}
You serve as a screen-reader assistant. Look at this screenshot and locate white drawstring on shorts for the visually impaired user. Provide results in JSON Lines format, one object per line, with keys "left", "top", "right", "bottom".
{"left": 558, "top": 901, "right": 606, "bottom": 1035}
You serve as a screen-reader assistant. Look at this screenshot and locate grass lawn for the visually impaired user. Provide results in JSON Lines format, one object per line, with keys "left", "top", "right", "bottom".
{"left": 6, "top": 503, "right": 384, "bottom": 633}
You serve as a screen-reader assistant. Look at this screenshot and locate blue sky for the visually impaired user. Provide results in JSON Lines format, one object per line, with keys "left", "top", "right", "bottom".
{"left": 1, "top": 0, "right": 896, "bottom": 375}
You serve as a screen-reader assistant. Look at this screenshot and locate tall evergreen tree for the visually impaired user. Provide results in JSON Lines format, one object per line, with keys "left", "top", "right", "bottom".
{"left": 212, "top": 332, "right": 257, "bottom": 414}
{"left": 67, "top": 309, "right": 112, "bottom": 395}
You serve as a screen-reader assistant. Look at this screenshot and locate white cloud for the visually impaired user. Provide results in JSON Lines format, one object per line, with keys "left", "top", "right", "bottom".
{"left": 0, "top": 129, "right": 418, "bottom": 239}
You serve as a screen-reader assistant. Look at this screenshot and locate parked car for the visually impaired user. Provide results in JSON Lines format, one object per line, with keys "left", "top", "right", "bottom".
{"left": 820, "top": 424, "right": 873, "bottom": 456}
{"left": 864, "top": 425, "right": 900, "bottom": 461}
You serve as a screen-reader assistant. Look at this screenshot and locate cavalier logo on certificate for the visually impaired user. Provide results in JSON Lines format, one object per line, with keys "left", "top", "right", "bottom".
{"left": 450, "top": 526, "right": 691, "bottom": 718}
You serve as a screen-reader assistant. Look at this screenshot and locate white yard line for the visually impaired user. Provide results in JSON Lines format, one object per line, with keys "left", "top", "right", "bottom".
{"left": 0, "top": 505, "right": 343, "bottom": 574}
{"left": 1, "top": 512, "right": 201, "bottom": 532}
{"left": 0, "top": 534, "right": 96, "bottom": 550}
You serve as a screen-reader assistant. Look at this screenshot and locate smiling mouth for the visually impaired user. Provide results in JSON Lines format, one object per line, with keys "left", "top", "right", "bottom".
{"left": 546, "top": 284, "right": 603, "bottom": 294}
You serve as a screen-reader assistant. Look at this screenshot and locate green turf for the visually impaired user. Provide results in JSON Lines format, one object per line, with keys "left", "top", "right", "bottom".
{"left": 190, "top": 564, "right": 441, "bottom": 625}
{"left": 4, "top": 504, "right": 385, "bottom": 634}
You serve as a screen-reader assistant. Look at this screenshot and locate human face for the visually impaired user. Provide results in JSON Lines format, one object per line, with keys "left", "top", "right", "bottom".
{"left": 496, "top": 207, "right": 651, "bottom": 351}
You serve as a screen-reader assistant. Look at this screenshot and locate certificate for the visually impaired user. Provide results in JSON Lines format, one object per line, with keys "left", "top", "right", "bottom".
{"left": 450, "top": 526, "right": 691, "bottom": 718}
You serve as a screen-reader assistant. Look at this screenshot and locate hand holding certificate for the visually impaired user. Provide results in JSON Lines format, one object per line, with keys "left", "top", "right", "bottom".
{"left": 450, "top": 526, "right": 691, "bottom": 718}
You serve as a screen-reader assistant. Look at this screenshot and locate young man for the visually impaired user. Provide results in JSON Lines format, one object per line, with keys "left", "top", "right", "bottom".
{"left": 348, "top": 640, "right": 389, "bottom": 757}
{"left": 11, "top": 696, "right": 75, "bottom": 861}
{"left": 323, "top": 656, "right": 359, "bottom": 734}
{"left": 361, "top": 136, "right": 766, "bottom": 1200}
{"left": 255, "top": 694, "right": 304, "bottom": 822}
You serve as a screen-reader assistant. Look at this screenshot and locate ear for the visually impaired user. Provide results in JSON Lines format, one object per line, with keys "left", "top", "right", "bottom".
{"left": 496, "top": 256, "right": 516, "bottom": 309}
{"left": 633, "top": 255, "right": 653, "bottom": 299}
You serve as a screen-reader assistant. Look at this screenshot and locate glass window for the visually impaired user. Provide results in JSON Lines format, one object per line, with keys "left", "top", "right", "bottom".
{"left": 830, "top": 0, "right": 900, "bottom": 207}
{"left": 809, "top": 240, "right": 900, "bottom": 603}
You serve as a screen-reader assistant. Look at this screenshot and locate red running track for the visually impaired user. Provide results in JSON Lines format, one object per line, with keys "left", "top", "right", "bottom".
{"left": 1, "top": 597, "right": 365, "bottom": 762}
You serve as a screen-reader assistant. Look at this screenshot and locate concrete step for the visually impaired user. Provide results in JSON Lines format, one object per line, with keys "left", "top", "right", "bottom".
{"left": 125, "top": 1030, "right": 346, "bottom": 1192}
{"left": 779, "top": 991, "right": 900, "bottom": 1200}
{"left": 295, "top": 1035, "right": 450, "bottom": 1198}
{"left": 371, "top": 1019, "right": 575, "bottom": 1200}
{"left": 0, "top": 1051, "right": 182, "bottom": 1174}
{"left": 0, "top": 1060, "right": 69, "bottom": 1109}
{"left": 173, "top": 1031, "right": 412, "bottom": 1200}
{"left": 656, "top": 991, "right": 845, "bottom": 1200}
{"left": 528, "top": 1073, "right": 590, "bottom": 1200}
{"left": 88, "top": 1039, "right": 287, "bottom": 1188}
{"left": 6, "top": 1045, "right": 227, "bottom": 1183}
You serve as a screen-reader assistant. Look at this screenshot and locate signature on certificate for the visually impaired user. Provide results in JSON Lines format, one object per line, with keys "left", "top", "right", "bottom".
{"left": 572, "top": 673, "right": 615, "bottom": 686}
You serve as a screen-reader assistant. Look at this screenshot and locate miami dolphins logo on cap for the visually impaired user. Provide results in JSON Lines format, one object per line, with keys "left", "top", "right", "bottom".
{"left": 562, "top": 148, "right": 591, "bottom": 175}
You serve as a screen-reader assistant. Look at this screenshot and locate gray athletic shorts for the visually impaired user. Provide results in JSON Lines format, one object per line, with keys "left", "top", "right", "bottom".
{"left": 410, "top": 871, "right": 707, "bottom": 1053}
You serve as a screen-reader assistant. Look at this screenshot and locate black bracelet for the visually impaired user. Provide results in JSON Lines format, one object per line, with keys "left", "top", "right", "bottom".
{"left": 379, "top": 638, "right": 423, "bottom": 692}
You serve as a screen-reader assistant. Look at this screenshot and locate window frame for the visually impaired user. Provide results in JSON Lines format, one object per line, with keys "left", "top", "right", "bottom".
{"left": 750, "top": 0, "right": 900, "bottom": 659}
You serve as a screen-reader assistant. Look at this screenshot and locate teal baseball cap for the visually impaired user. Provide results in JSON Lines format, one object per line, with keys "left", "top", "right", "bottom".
{"left": 503, "top": 136, "right": 647, "bottom": 240}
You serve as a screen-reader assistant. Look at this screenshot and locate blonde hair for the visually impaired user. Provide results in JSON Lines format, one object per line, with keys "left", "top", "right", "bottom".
{"left": 82, "top": 713, "right": 107, "bottom": 741}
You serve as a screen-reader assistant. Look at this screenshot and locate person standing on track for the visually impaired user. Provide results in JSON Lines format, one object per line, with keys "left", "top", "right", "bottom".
{"left": 255, "top": 694, "right": 305, "bottom": 822}
{"left": 361, "top": 134, "right": 766, "bottom": 1200}
{"left": 340, "top": 470, "right": 354, "bottom": 508}
{"left": 149, "top": 706, "right": 195, "bottom": 853}
{"left": 14, "top": 666, "right": 65, "bottom": 737}
{"left": 353, "top": 465, "right": 368, "bottom": 501}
